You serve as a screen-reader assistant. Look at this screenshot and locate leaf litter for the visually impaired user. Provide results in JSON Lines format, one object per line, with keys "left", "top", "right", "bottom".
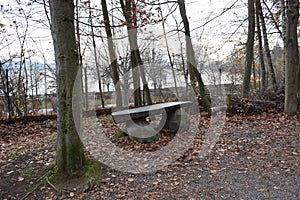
{"left": 0, "top": 106, "right": 299, "bottom": 199}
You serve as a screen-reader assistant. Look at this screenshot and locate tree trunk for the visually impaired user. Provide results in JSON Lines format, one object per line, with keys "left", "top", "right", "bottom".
{"left": 255, "top": 0, "right": 267, "bottom": 91}
{"left": 171, "top": 55, "right": 179, "bottom": 98}
{"left": 76, "top": 0, "right": 86, "bottom": 109}
{"left": 23, "top": 60, "right": 28, "bottom": 115}
{"left": 49, "top": 0, "right": 85, "bottom": 174}
{"left": 298, "top": 66, "right": 300, "bottom": 93}
{"left": 253, "top": 60, "right": 256, "bottom": 90}
{"left": 84, "top": 67, "right": 89, "bottom": 109}
{"left": 284, "top": 0, "right": 299, "bottom": 114}
{"left": 139, "top": 63, "right": 152, "bottom": 105}
{"left": 160, "top": 7, "right": 179, "bottom": 98}
{"left": 256, "top": 0, "right": 276, "bottom": 87}
{"left": 101, "top": 0, "right": 123, "bottom": 108}
{"left": 120, "top": 0, "right": 141, "bottom": 107}
{"left": 89, "top": 2, "right": 105, "bottom": 108}
{"left": 173, "top": 13, "right": 189, "bottom": 91}
{"left": 130, "top": 47, "right": 143, "bottom": 107}
{"left": 120, "top": 0, "right": 152, "bottom": 107}
{"left": 280, "top": 0, "right": 287, "bottom": 85}
{"left": 131, "top": 1, "right": 152, "bottom": 106}
{"left": 242, "top": 0, "right": 255, "bottom": 97}
{"left": 5, "top": 69, "right": 12, "bottom": 118}
{"left": 17, "top": 28, "right": 27, "bottom": 116}
{"left": 178, "top": 0, "right": 210, "bottom": 110}
{"left": 178, "top": 35, "right": 189, "bottom": 93}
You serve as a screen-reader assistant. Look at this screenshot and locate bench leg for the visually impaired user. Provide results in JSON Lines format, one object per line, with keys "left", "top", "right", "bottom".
{"left": 124, "top": 109, "right": 190, "bottom": 143}
{"left": 163, "top": 109, "right": 190, "bottom": 132}
{"left": 126, "top": 118, "right": 160, "bottom": 143}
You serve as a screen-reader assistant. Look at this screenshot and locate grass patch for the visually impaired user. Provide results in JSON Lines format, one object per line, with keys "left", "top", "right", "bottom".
{"left": 19, "top": 167, "right": 35, "bottom": 178}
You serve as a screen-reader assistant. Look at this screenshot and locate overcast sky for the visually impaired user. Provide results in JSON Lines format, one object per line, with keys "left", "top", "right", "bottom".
{"left": 0, "top": 0, "right": 251, "bottom": 63}
{"left": 0, "top": 0, "right": 255, "bottom": 93}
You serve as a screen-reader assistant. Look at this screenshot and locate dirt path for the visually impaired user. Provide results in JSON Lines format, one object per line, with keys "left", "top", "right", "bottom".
{"left": 0, "top": 113, "right": 299, "bottom": 199}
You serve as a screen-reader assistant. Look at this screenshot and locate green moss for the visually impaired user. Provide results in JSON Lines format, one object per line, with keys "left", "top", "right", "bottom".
{"left": 19, "top": 167, "right": 35, "bottom": 178}
{"left": 111, "top": 130, "right": 127, "bottom": 143}
{"left": 56, "top": 132, "right": 85, "bottom": 174}
{"left": 81, "top": 159, "right": 101, "bottom": 179}
{"left": 49, "top": 159, "right": 104, "bottom": 192}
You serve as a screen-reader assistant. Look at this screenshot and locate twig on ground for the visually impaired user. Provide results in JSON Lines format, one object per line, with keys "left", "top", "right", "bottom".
{"left": 20, "top": 178, "right": 44, "bottom": 200}
{"left": 20, "top": 170, "right": 55, "bottom": 200}
{"left": 46, "top": 176, "right": 61, "bottom": 194}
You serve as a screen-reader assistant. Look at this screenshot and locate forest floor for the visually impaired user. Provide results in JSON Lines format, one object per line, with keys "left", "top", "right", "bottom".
{"left": 0, "top": 96, "right": 299, "bottom": 199}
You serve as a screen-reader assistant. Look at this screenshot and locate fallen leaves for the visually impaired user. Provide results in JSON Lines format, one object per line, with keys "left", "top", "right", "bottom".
{"left": 0, "top": 116, "right": 57, "bottom": 200}
{"left": 0, "top": 103, "right": 299, "bottom": 199}
{"left": 0, "top": 118, "right": 56, "bottom": 162}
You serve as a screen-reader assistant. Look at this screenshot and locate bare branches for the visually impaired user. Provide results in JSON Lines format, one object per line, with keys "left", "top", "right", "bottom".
{"left": 191, "top": 0, "right": 238, "bottom": 32}
{"left": 140, "top": 0, "right": 178, "bottom": 6}
{"left": 262, "top": 0, "right": 283, "bottom": 38}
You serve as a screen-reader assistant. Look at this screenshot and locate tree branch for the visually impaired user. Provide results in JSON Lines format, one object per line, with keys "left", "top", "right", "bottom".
{"left": 191, "top": 0, "right": 238, "bottom": 32}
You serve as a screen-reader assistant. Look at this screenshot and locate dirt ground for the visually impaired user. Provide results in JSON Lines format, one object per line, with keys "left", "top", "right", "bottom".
{"left": 0, "top": 110, "right": 299, "bottom": 199}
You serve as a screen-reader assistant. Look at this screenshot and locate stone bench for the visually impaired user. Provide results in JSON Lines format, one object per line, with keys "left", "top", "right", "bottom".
{"left": 112, "top": 101, "right": 192, "bottom": 143}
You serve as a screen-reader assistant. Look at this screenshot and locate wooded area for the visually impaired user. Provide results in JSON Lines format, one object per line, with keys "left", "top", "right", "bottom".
{"left": 0, "top": 0, "right": 299, "bottom": 199}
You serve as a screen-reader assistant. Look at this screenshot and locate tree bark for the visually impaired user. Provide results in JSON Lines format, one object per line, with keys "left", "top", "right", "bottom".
{"left": 75, "top": 0, "right": 86, "bottom": 109}
{"left": 84, "top": 67, "right": 89, "bottom": 109}
{"left": 5, "top": 69, "right": 12, "bottom": 118}
{"left": 178, "top": 0, "right": 210, "bottom": 110}
{"left": 120, "top": 0, "right": 152, "bottom": 107}
{"left": 255, "top": 0, "right": 266, "bottom": 90}
{"left": 140, "top": 63, "right": 152, "bottom": 105}
{"left": 131, "top": 1, "right": 152, "bottom": 106}
{"left": 284, "top": 0, "right": 299, "bottom": 114}
{"left": 256, "top": 0, "right": 277, "bottom": 87}
{"left": 280, "top": 0, "right": 287, "bottom": 85}
{"left": 89, "top": 2, "right": 105, "bottom": 108}
{"left": 159, "top": 6, "right": 179, "bottom": 98}
{"left": 49, "top": 0, "right": 85, "bottom": 174}
{"left": 129, "top": 31, "right": 143, "bottom": 107}
{"left": 253, "top": 60, "right": 257, "bottom": 90}
{"left": 101, "top": 0, "right": 123, "bottom": 108}
{"left": 242, "top": 0, "right": 255, "bottom": 97}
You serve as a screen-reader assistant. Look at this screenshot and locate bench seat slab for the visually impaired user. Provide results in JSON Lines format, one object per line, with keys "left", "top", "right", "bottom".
{"left": 112, "top": 101, "right": 192, "bottom": 143}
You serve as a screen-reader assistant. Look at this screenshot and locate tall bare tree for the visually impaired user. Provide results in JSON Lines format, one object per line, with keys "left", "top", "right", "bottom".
{"left": 158, "top": 2, "right": 179, "bottom": 98}
{"left": 49, "top": 0, "right": 86, "bottom": 174}
{"left": 0, "top": 60, "right": 13, "bottom": 118}
{"left": 88, "top": 1, "right": 105, "bottom": 108}
{"left": 280, "top": 0, "right": 287, "bottom": 82}
{"left": 242, "top": 0, "right": 255, "bottom": 97}
{"left": 178, "top": 0, "right": 210, "bottom": 110}
{"left": 284, "top": 0, "right": 299, "bottom": 114}
{"left": 101, "top": 0, "right": 123, "bottom": 108}
{"left": 120, "top": 0, "right": 152, "bottom": 107}
{"left": 75, "top": 0, "right": 86, "bottom": 108}
{"left": 256, "top": 0, "right": 277, "bottom": 87}
{"left": 255, "top": 0, "right": 266, "bottom": 90}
